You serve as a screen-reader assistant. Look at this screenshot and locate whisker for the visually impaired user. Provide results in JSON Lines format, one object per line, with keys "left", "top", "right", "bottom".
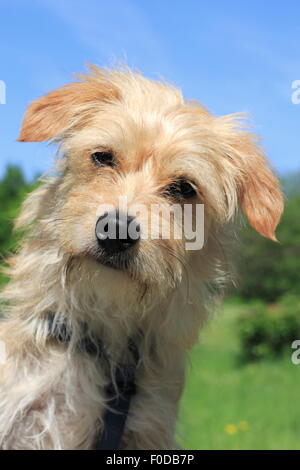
{"left": 157, "top": 243, "right": 190, "bottom": 301}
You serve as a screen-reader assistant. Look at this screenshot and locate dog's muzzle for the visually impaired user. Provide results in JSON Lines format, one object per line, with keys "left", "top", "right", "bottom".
{"left": 95, "top": 211, "right": 140, "bottom": 255}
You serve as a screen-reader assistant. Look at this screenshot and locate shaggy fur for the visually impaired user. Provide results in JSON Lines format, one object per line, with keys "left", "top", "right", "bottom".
{"left": 0, "top": 66, "right": 283, "bottom": 450}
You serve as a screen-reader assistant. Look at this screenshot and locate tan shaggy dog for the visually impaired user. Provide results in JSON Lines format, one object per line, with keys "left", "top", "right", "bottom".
{"left": 0, "top": 66, "right": 283, "bottom": 450}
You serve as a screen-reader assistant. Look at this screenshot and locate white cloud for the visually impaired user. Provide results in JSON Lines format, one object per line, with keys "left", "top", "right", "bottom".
{"left": 38, "top": 0, "right": 176, "bottom": 77}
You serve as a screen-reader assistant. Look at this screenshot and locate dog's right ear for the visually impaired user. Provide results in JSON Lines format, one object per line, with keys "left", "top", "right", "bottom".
{"left": 18, "top": 73, "right": 119, "bottom": 142}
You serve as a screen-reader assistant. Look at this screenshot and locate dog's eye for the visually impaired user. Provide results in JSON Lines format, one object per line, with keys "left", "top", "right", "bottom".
{"left": 164, "top": 179, "right": 197, "bottom": 200}
{"left": 91, "top": 151, "right": 115, "bottom": 167}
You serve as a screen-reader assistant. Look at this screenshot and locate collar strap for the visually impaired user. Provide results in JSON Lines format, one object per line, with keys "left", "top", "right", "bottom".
{"left": 46, "top": 313, "right": 141, "bottom": 450}
{"left": 47, "top": 313, "right": 105, "bottom": 356}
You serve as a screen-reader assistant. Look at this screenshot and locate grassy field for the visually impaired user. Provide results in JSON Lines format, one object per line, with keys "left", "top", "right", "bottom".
{"left": 179, "top": 301, "right": 300, "bottom": 450}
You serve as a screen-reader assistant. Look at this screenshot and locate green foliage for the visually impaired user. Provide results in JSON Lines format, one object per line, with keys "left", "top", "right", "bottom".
{"left": 238, "top": 295, "right": 300, "bottom": 362}
{"left": 0, "top": 166, "right": 36, "bottom": 270}
{"left": 281, "top": 171, "right": 300, "bottom": 197}
{"left": 237, "top": 193, "right": 300, "bottom": 302}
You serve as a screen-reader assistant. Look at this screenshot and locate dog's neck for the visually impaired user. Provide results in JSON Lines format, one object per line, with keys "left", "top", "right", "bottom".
{"left": 4, "top": 246, "right": 205, "bottom": 353}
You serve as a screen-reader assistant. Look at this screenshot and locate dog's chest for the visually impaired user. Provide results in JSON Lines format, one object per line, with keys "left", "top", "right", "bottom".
{"left": 32, "top": 350, "right": 107, "bottom": 449}
{"left": 40, "top": 347, "right": 140, "bottom": 450}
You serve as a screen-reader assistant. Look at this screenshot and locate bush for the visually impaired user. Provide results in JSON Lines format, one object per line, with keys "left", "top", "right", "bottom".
{"left": 237, "top": 194, "right": 300, "bottom": 302}
{"left": 238, "top": 295, "right": 300, "bottom": 362}
{"left": 0, "top": 166, "right": 37, "bottom": 286}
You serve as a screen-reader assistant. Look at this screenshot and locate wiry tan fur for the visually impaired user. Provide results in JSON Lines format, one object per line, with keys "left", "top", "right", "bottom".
{"left": 0, "top": 66, "right": 283, "bottom": 449}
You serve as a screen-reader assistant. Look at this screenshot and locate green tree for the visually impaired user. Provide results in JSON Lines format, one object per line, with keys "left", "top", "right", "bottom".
{"left": 0, "top": 166, "right": 37, "bottom": 289}
{"left": 237, "top": 194, "right": 300, "bottom": 301}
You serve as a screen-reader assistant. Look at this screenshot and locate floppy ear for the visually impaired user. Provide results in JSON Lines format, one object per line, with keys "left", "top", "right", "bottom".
{"left": 235, "top": 133, "right": 284, "bottom": 241}
{"left": 18, "top": 69, "right": 119, "bottom": 142}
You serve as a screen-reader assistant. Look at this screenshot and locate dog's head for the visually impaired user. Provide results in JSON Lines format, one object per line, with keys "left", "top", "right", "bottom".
{"left": 18, "top": 66, "right": 283, "bottom": 300}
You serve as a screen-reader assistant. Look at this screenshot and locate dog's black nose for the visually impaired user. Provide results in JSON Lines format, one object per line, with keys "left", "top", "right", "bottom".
{"left": 95, "top": 211, "right": 140, "bottom": 254}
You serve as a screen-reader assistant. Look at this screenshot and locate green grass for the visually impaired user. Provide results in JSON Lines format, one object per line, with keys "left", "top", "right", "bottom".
{"left": 179, "top": 301, "right": 300, "bottom": 450}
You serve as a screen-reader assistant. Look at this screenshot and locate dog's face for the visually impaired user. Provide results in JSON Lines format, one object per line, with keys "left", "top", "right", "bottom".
{"left": 17, "top": 66, "right": 283, "bottom": 297}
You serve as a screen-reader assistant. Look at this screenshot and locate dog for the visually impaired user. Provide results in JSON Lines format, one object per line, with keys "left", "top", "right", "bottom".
{"left": 0, "top": 66, "right": 283, "bottom": 450}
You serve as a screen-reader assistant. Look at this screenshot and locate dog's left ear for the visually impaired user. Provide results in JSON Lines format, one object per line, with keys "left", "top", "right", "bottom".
{"left": 214, "top": 115, "right": 284, "bottom": 240}
{"left": 233, "top": 132, "right": 284, "bottom": 241}
{"left": 18, "top": 69, "right": 119, "bottom": 142}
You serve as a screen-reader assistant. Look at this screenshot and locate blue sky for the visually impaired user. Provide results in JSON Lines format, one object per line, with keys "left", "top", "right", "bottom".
{"left": 0, "top": 0, "right": 299, "bottom": 180}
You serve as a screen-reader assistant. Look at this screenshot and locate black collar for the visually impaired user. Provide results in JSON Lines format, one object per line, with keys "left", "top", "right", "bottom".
{"left": 47, "top": 312, "right": 106, "bottom": 356}
{"left": 46, "top": 312, "right": 141, "bottom": 450}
